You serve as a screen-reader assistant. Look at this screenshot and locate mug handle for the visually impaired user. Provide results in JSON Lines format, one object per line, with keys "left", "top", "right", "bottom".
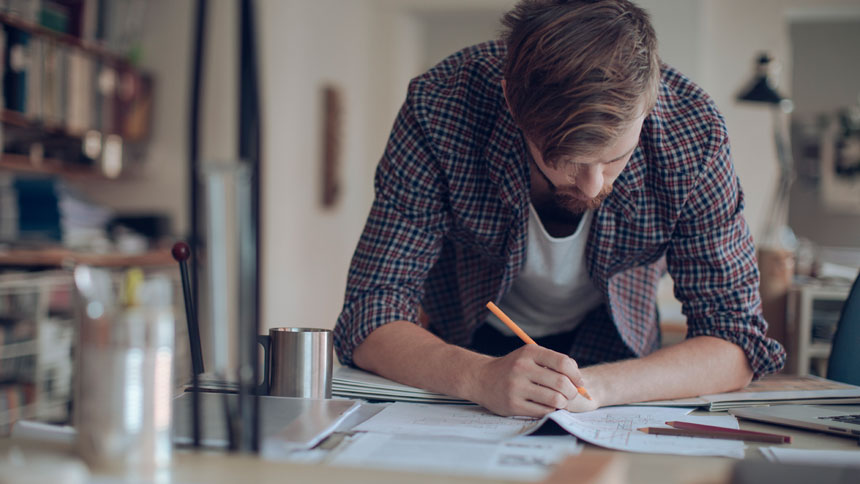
{"left": 257, "top": 334, "right": 270, "bottom": 395}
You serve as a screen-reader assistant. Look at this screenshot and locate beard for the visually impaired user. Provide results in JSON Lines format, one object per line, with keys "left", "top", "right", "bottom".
{"left": 533, "top": 185, "right": 613, "bottom": 225}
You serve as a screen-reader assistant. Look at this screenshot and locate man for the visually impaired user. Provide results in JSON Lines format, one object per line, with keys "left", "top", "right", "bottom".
{"left": 334, "top": 0, "right": 785, "bottom": 417}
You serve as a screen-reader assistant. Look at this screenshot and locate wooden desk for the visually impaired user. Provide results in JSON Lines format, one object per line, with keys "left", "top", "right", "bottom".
{"left": 1, "top": 413, "right": 857, "bottom": 484}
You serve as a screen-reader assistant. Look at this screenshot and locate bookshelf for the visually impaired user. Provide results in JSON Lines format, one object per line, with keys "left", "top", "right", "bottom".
{"left": 0, "top": 1, "right": 158, "bottom": 253}
{"left": 0, "top": 3, "right": 154, "bottom": 180}
{"left": 0, "top": 11, "right": 129, "bottom": 66}
{"left": 0, "top": 153, "right": 108, "bottom": 180}
{"left": 0, "top": 247, "right": 174, "bottom": 268}
{"left": 0, "top": 2, "right": 166, "bottom": 432}
{"left": 785, "top": 280, "right": 852, "bottom": 377}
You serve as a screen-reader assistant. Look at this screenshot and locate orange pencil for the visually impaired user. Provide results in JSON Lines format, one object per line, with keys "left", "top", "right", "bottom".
{"left": 486, "top": 301, "right": 592, "bottom": 401}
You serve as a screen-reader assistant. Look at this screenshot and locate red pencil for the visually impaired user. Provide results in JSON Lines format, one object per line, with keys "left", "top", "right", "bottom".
{"left": 637, "top": 426, "right": 789, "bottom": 444}
{"left": 663, "top": 420, "right": 791, "bottom": 443}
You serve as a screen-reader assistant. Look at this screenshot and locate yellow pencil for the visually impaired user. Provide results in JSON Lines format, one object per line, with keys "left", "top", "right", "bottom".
{"left": 486, "top": 301, "right": 593, "bottom": 401}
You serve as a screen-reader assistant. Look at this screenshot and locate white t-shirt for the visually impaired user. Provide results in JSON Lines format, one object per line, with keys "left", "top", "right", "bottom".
{"left": 486, "top": 204, "right": 604, "bottom": 338}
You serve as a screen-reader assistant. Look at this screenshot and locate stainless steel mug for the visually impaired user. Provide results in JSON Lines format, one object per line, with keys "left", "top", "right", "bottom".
{"left": 258, "top": 328, "right": 333, "bottom": 398}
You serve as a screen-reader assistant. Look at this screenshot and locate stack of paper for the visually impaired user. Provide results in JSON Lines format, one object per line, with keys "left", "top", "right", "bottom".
{"left": 330, "top": 433, "right": 582, "bottom": 481}
{"left": 332, "top": 366, "right": 470, "bottom": 404}
{"left": 641, "top": 375, "right": 860, "bottom": 411}
{"left": 335, "top": 402, "right": 582, "bottom": 480}
{"left": 352, "top": 402, "right": 543, "bottom": 440}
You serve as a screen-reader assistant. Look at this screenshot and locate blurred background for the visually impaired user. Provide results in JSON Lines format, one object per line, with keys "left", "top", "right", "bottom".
{"left": 0, "top": 0, "right": 858, "bottom": 430}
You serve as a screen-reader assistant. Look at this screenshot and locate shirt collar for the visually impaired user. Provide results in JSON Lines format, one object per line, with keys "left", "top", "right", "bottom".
{"left": 485, "top": 92, "right": 530, "bottom": 214}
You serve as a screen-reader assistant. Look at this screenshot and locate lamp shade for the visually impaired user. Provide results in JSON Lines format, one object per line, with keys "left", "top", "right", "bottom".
{"left": 737, "top": 53, "right": 787, "bottom": 105}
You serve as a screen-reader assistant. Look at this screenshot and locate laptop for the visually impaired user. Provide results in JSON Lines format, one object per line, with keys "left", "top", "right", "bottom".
{"left": 172, "top": 392, "right": 359, "bottom": 449}
{"left": 730, "top": 404, "right": 860, "bottom": 439}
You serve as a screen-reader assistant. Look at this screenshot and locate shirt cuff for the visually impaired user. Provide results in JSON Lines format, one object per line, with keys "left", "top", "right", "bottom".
{"left": 334, "top": 294, "right": 420, "bottom": 368}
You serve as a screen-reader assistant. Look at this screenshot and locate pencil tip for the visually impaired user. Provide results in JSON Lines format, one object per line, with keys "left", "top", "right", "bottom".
{"left": 578, "top": 387, "right": 593, "bottom": 400}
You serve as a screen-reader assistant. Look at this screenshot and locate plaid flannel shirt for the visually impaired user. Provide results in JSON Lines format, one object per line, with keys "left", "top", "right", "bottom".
{"left": 334, "top": 41, "right": 786, "bottom": 379}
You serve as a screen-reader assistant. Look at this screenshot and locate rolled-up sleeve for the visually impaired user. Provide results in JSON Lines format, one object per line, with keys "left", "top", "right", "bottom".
{"left": 666, "top": 120, "right": 786, "bottom": 379}
{"left": 333, "top": 98, "right": 449, "bottom": 367}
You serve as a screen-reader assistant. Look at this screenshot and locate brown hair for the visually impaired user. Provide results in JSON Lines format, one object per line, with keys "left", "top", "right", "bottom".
{"left": 501, "top": 0, "right": 659, "bottom": 165}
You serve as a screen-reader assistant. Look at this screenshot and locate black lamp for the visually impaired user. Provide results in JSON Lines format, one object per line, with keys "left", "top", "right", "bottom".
{"left": 738, "top": 53, "right": 787, "bottom": 105}
{"left": 737, "top": 52, "right": 796, "bottom": 250}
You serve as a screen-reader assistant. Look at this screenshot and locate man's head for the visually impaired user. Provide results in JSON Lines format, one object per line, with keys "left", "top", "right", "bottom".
{"left": 501, "top": 0, "right": 659, "bottom": 215}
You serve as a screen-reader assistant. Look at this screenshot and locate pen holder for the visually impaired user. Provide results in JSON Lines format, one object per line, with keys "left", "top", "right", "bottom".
{"left": 258, "top": 327, "right": 333, "bottom": 398}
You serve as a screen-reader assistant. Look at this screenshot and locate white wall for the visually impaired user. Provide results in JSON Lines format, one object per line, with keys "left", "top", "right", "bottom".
{"left": 788, "top": 17, "right": 860, "bottom": 247}
{"left": 695, "top": 0, "right": 860, "bottom": 244}
{"left": 258, "top": 0, "right": 377, "bottom": 330}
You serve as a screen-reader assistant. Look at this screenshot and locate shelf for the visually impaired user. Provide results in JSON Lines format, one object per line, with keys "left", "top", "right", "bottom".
{"left": 0, "top": 341, "right": 37, "bottom": 360}
{"left": 807, "top": 343, "right": 832, "bottom": 359}
{"left": 1, "top": 109, "right": 88, "bottom": 139}
{"left": 0, "top": 153, "right": 107, "bottom": 181}
{"left": 0, "top": 248, "right": 175, "bottom": 268}
{"left": 0, "top": 12, "right": 132, "bottom": 67}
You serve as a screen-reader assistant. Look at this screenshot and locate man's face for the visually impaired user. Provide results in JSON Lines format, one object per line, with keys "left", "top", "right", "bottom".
{"left": 527, "top": 113, "right": 645, "bottom": 217}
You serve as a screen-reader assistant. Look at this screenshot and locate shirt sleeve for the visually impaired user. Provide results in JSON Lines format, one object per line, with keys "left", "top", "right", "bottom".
{"left": 333, "top": 97, "right": 449, "bottom": 368}
{"left": 666, "top": 118, "right": 786, "bottom": 380}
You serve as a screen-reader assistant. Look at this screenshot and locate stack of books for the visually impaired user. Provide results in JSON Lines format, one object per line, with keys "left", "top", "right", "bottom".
{"left": 332, "top": 366, "right": 470, "bottom": 404}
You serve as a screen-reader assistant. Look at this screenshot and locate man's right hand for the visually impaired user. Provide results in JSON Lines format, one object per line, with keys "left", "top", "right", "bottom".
{"left": 468, "top": 344, "right": 585, "bottom": 417}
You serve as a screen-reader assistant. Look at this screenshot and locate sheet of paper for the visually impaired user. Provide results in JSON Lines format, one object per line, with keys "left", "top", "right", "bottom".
{"left": 330, "top": 432, "right": 582, "bottom": 481}
{"left": 352, "top": 402, "right": 544, "bottom": 441}
{"left": 545, "top": 406, "right": 746, "bottom": 458}
{"left": 760, "top": 447, "right": 860, "bottom": 468}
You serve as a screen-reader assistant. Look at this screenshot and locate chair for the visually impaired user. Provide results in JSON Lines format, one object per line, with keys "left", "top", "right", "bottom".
{"left": 826, "top": 272, "right": 860, "bottom": 386}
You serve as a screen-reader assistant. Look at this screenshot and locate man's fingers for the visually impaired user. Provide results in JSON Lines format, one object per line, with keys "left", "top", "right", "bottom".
{"left": 513, "top": 400, "right": 557, "bottom": 418}
{"left": 528, "top": 366, "right": 578, "bottom": 400}
{"left": 524, "top": 382, "right": 570, "bottom": 411}
{"left": 529, "top": 347, "right": 585, "bottom": 388}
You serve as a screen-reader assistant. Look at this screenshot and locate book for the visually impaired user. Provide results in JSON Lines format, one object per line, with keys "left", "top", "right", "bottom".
{"left": 3, "top": 25, "right": 28, "bottom": 113}
{"left": 25, "top": 35, "right": 41, "bottom": 120}
{"left": 332, "top": 366, "right": 470, "bottom": 404}
{"left": 66, "top": 47, "right": 92, "bottom": 135}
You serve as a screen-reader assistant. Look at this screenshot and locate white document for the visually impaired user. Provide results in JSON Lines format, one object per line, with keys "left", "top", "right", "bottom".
{"left": 760, "top": 447, "right": 860, "bottom": 468}
{"left": 546, "top": 406, "right": 746, "bottom": 458}
{"left": 354, "top": 402, "right": 745, "bottom": 458}
{"left": 331, "top": 433, "right": 582, "bottom": 481}
{"left": 352, "top": 402, "right": 544, "bottom": 441}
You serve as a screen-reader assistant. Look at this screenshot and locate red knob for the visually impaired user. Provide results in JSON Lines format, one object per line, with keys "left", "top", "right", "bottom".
{"left": 172, "top": 241, "right": 191, "bottom": 262}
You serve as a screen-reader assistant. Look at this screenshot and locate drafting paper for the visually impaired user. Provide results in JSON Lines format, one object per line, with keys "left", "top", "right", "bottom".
{"left": 545, "top": 406, "right": 746, "bottom": 458}
{"left": 331, "top": 433, "right": 582, "bottom": 481}
{"left": 352, "top": 402, "right": 544, "bottom": 441}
